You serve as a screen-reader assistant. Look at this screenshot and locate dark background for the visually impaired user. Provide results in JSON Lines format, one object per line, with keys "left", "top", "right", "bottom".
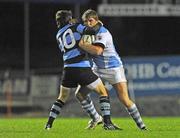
{"left": 0, "top": 0, "right": 180, "bottom": 118}
{"left": 0, "top": 1, "right": 180, "bottom": 70}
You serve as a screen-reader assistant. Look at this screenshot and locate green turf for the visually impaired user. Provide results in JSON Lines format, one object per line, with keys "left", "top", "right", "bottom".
{"left": 0, "top": 117, "right": 180, "bottom": 138}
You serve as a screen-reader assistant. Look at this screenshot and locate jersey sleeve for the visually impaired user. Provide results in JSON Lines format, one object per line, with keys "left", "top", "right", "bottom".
{"left": 93, "top": 33, "right": 107, "bottom": 48}
{"left": 77, "top": 23, "right": 101, "bottom": 35}
{"left": 76, "top": 24, "right": 86, "bottom": 34}
{"left": 83, "top": 23, "right": 101, "bottom": 35}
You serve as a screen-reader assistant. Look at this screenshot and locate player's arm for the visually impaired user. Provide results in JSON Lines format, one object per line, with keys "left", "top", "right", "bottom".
{"left": 83, "top": 23, "right": 101, "bottom": 35}
{"left": 77, "top": 23, "right": 104, "bottom": 55}
{"left": 76, "top": 23, "right": 101, "bottom": 35}
{"left": 79, "top": 39, "right": 104, "bottom": 55}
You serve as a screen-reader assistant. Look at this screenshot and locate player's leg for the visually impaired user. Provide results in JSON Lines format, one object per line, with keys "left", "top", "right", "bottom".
{"left": 45, "top": 85, "right": 71, "bottom": 130}
{"left": 113, "top": 82, "right": 146, "bottom": 130}
{"left": 95, "top": 67, "right": 146, "bottom": 130}
{"left": 75, "top": 87, "right": 102, "bottom": 129}
{"left": 111, "top": 67, "right": 146, "bottom": 130}
{"left": 78, "top": 68, "right": 121, "bottom": 130}
{"left": 86, "top": 78, "right": 121, "bottom": 130}
{"left": 45, "top": 68, "right": 77, "bottom": 130}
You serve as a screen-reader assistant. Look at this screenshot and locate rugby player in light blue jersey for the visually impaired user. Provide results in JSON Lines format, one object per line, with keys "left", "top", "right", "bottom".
{"left": 45, "top": 10, "right": 120, "bottom": 130}
{"left": 76, "top": 9, "right": 147, "bottom": 130}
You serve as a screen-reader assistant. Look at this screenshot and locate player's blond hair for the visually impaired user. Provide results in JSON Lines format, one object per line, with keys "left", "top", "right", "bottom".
{"left": 82, "top": 9, "right": 99, "bottom": 21}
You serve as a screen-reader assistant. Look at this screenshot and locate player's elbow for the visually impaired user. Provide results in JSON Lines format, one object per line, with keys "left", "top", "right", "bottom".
{"left": 94, "top": 47, "right": 103, "bottom": 55}
{"left": 95, "top": 50, "right": 103, "bottom": 55}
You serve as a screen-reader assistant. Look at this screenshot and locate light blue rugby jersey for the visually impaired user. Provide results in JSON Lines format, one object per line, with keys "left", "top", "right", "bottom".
{"left": 91, "top": 26, "right": 123, "bottom": 69}
{"left": 56, "top": 23, "right": 91, "bottom": 68}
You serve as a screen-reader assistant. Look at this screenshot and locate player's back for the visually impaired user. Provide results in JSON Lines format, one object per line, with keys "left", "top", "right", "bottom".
{"left": 56, "top": 23, "right": 91, "bottom": 68}
{"left": 92, "top": 26, "right": 123, "bottom": 69}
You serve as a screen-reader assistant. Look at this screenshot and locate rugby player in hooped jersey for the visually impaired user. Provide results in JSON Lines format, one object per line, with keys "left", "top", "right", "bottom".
{"left": 45, "top": 10, "right": 120, "bottom": 130}
{"left": 76, "top": 9, "right": 147, "bottom": 130}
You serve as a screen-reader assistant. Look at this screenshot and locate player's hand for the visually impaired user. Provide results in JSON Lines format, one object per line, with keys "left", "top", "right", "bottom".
{"left": 79, "top": 36, "right": 91, "bottom": 47}
{"left": 79, "top": 38, "right": 87, "bottom": 47}
{"left": 79, "top": 38, "right": 84, "bottom": 47}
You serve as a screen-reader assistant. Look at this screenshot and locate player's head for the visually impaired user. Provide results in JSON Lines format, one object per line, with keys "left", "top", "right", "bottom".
{"left": 55, "top": 10, "right": 72, "bottom": 28}
{"left": 82, "top": 9, "right": 99, "bottom": 27}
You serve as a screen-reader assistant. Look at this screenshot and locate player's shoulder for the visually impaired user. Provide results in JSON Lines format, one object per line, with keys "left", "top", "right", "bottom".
{"left": 73, "top": 22, "right": 82, "bottom": 28}
{"left": 98, "top": 26, "right": 109, "bottom": 34}
{"left": 56, "top": 24, "right": 70, "bottom": 39}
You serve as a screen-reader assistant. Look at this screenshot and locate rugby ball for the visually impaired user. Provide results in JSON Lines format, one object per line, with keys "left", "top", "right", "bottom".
{"left": 82, "top": 35, "right": 95, "bottom": 44}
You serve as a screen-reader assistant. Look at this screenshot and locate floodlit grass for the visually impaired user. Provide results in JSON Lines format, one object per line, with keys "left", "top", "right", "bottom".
{"left": 0, "top": 117, "right": 180, "bottom": 138}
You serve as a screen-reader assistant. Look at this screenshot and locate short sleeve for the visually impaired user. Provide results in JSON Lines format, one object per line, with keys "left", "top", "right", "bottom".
{"left": 93, "top": 33, "right": 107, "bottom": 47}
{"left": 76, "top": 24, "right": 86, "bottom": 34}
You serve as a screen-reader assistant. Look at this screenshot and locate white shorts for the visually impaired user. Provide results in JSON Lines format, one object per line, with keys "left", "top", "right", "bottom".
{"left": 93, "top": 66, "right": 127, "bottom": 85}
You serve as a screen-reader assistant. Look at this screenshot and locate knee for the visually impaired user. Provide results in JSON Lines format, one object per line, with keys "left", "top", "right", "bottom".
{"left": 58, "top": 92, "right": 69, "bottom": 103}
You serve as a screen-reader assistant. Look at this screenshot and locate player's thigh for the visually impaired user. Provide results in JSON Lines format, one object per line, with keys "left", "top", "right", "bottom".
{"left": 113, "top": 82, "right": 133, "bottom": 107}
{"left": 113, "top": 82, "right": 128, "bottom": 94}
{"left": 78, "top": 67, "right": 99, "bottom": 86}
{"left": 60, "top": 68, "right": 79, "bottom": 102}
{"left": 77, "top": 68, "right": 108, "bottom": 96}
{"left": 96, "top": 66, "right": 127, "bottom": 85}
{"left": 58, "top": 85, "right": 72, "bottom": 103}
{"left": 61, "top": 68, "right": 78, "bottom": 88}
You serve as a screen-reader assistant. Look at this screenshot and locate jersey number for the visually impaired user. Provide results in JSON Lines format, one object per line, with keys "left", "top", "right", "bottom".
{"left": 59, "top": 28, "right": 76, "bottom": 50}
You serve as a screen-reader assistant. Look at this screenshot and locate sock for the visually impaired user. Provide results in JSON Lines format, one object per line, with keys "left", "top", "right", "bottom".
{"left": 99, "top": 96, "right": 111, "bottom": 124}
{"left": 127, "top": 104, "right": 145, "bottom": 129}
{"left": 81, "top": 95, "right": 100, "bottom": 121}
{"left": 47, "top": 99, "right": 64, "bottom": 126}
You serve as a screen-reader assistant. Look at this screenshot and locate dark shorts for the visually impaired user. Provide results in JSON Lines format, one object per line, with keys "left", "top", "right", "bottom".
{"left": 61, "top": 67, "right": 98, "bottom": 88}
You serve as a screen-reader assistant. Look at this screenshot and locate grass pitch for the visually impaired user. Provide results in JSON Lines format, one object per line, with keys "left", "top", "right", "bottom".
{"left": 0, "top": 117, "right": 179, "bottom": 138}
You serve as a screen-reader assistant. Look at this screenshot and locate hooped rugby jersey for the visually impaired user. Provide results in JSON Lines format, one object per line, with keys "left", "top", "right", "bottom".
{"left": 92, "top": 26, "right": 123, "bottom": 69}
{"left": 56, "top": 23, "right": 91, "bottom": 68}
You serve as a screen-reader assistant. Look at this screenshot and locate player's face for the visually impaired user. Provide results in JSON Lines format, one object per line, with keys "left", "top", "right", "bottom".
{"left": 84, "top": 17, "right": 98, "bottom": 27}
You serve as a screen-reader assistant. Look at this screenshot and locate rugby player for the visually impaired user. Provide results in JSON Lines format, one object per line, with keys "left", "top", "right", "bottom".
{"left": 76, "top": 9, "right": 147, "bottom": 130}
